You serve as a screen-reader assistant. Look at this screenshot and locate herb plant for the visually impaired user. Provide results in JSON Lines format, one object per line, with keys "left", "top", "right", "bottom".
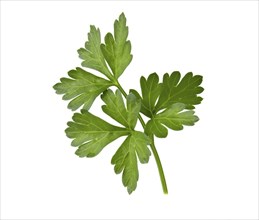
{"left": 53, "top": 13, "right": 204, "bottom": 194}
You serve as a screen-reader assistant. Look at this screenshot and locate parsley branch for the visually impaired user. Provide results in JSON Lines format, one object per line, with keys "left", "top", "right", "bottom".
{"left": 53, "top": 12, "right": 203, "bottom": 194}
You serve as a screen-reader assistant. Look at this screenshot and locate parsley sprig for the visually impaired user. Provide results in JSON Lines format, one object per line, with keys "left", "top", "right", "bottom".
{"left": 53, "top": 13, "right": 204, "bottom": 194}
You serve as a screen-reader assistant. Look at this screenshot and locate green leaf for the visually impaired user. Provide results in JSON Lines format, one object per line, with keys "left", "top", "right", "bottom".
{"left": 53, "top": 67, "right": 112, "bottom": 111}
{"left": 139, "top": 73, "right": 161, "bottom": 117}
{"left": 78, "top": 26, "right": 113, "bottom": 79}
{"left": 132, "top": 72, "right": 203, "bottom": 118}
{"left": 101, "top": 13, "right": 133, "bottom": 79}
{"left": 101, "top": 89, "right": 150, "bottom": 194}
{"left": 155, "top": 72, "right": 204, "bottom": 112}
{"left": 145, "top": 119, "right": 168, "bottom": 138}
{"left": 65, "top": 110, "right": 129, "bottom": 157}
{"left": 145, "top": 103, "right": 199, "bottom": 138}
{"left": 66, "top": 95, "right": 151, "bottom": 194}
{"left": 111, "top": 131, "right": 151, "bottom": 194}
{"left": 101, "top": 89, "right": 140, "bottom": 129}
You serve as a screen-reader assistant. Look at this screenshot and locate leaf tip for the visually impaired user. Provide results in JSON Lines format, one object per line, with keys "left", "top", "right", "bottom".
{"left": 194, "top": 115, "right": 200, "bottom": 123}
{"left": 119, "top": 12, "right": 126, "bottom": 21}
{"left": 52, "top": 83, "right": 59, "bottom": 91}
{"left": 127, "top": 188, "right": 133, "bottom": 194}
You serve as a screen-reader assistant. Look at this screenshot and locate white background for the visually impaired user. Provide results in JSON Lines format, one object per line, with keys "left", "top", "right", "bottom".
{"left": 1, "top": 1, "right": 258, "bottom": 219}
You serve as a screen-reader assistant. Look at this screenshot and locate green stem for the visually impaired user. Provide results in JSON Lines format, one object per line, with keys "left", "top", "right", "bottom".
{"left": 149, "top": 135, "right": 168, "bottom": 194}
{"left": 115, "top": 80, "right": 168, "bottom": 194}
